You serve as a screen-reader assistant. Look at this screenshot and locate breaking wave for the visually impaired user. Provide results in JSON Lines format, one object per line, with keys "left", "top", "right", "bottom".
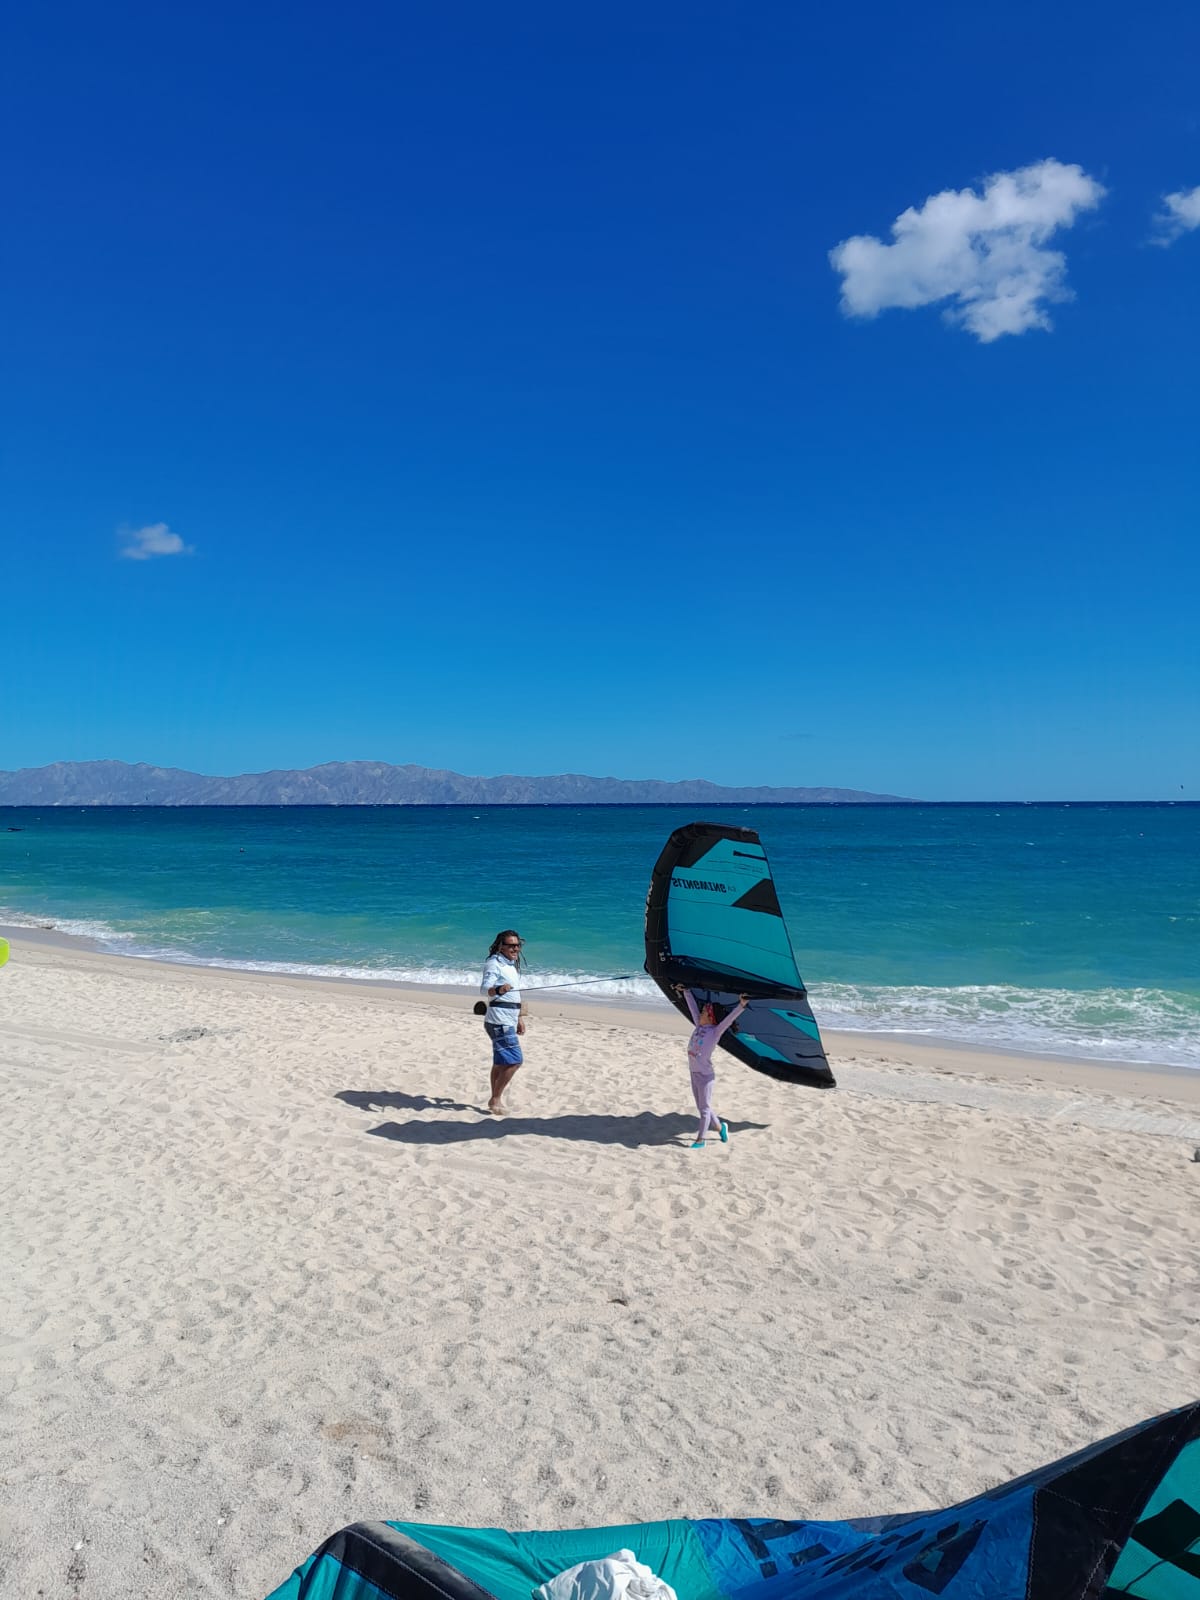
{"left": 4, "top": 909, "right": 1197, "bottom": 1068}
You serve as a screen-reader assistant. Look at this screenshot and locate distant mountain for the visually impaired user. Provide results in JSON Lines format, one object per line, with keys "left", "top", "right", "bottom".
{"left": 0, "top": 760, "right": 912, "bottom": 806}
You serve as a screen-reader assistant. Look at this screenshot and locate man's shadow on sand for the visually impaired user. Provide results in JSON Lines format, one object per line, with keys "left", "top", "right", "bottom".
{"left": 338, "top": 1089, "right": 478, "bottom": 1115}
{"left": 335, "top": 1090, "right": 768, "bottom": 1148}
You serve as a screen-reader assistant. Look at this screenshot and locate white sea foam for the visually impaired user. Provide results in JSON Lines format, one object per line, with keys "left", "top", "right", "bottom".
{"left": 0, "top": 907, "right": 139, "bottom": 945}
{"left": 810, "top": 982, "right": 1200, "bottom": 1070}
{"left": 4, "top": 905, "right": 1196, "bottom": 1068}
{"left": 0, "top": 910, "right": 661, "bottom": 998}
{"left": 139, "top": 956, "right": 661, "bottom": 1002}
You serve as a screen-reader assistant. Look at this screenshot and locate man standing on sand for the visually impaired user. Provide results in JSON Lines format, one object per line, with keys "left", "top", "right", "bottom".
{"left": 480, "top": 930, "right": 526, "bottom": 1115}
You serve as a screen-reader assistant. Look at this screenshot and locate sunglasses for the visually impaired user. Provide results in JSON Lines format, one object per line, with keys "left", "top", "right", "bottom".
{"left": 501, "top": 940, "right": 522, "bottom": 948}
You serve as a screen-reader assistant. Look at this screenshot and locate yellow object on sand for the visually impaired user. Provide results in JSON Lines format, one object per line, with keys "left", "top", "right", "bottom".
{"left": 0, "top": 937, "right": 9, "bottom": 969}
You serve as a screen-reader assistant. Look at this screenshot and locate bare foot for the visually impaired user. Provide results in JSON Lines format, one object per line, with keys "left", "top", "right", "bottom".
{"left": 487, "top": 1100, "right": 505, "bottom": 1115}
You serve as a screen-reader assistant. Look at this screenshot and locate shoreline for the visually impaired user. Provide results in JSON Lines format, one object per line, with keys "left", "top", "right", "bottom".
{"left": 4, "top": 922, "right": 1199, "bottom": 1106}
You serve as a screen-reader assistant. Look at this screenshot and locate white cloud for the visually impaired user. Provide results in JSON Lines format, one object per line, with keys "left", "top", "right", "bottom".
{"left": 1152, "top": 185, "right": 1200, "bottom": 246}
{"left": 119, "top": 522, "right": 194, "bottom": 561}
{"left": 829, "top": 159, "right": 1106, "bottom": 342}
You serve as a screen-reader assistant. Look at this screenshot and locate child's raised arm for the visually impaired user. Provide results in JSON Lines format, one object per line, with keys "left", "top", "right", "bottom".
{"left": 713, "top": 995, "right": 749, "bottom": 1039}
{"left": 674, "top": 985, "right": 701, "bottom": 1024}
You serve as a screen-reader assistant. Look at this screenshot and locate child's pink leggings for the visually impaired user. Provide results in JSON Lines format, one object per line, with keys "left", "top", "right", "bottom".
{"left": 690, "top": 1067, "right": 721, "bottom": 1140}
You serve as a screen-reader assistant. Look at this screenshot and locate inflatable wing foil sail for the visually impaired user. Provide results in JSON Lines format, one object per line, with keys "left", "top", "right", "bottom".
{"left": 644, "top": 821, "right": 834, "bottom": 1089}
{"left": 265, "top": 1401, "right": 1200, "bottom": 1600}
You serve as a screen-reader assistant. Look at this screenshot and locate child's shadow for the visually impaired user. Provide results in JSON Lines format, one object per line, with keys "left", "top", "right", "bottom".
{"left": 336, "top": 1089, "right": 769, "bottom": 1148}
{"left": 365, "top": 1111, "right": 769, "bottom": 1148}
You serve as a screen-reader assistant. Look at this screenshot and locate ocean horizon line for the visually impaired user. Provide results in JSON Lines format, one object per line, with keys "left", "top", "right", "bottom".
{"left": 3, "top": 798, "right": 1197, "bottom": 809}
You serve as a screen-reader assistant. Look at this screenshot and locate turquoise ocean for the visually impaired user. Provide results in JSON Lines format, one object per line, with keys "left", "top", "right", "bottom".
{"left": 2, "top": 803, "right": 1198, "bottom": 1069}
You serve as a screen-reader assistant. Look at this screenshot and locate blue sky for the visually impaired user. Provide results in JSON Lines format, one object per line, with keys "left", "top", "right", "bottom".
{"left": 3, "top": 0, "right": 1198, "bottom": 800}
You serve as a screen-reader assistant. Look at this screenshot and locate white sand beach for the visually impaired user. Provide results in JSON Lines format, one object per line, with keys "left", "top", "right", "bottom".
{"left": 1, "top": 933, "right": 1198, "bottom": 1598}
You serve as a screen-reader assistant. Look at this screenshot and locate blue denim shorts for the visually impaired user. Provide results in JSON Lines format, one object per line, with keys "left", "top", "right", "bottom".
{"left": 485, "top": 1022, "right": 524, "bottom": 1067}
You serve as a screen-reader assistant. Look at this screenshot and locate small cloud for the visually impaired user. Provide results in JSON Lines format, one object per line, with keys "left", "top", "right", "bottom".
{"left": 1151, "top": 185, "right": 1200, "bottom": 246}
{"left": 829, "top": 159, "right": 1106, "bottom": 342}
{"left": 118, "top": 522, "right": 194, "bottom": 561}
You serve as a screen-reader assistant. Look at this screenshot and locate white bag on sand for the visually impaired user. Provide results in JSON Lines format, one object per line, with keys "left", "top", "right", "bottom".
{"left": 534, "top": 1549, "right": 678, "bottom": 1600}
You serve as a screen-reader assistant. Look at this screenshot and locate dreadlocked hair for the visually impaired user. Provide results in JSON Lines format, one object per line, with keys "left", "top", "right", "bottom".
{"left": 488, "top": 930, "right": 524, "bottom": 969}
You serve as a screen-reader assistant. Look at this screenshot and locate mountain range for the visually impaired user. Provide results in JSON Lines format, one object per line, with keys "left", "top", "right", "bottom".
{"left": 0, "top": 761, "right": 910, "bottom": 806}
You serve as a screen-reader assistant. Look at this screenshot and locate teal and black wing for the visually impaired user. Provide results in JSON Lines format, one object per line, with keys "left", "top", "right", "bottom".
{"left": 645, "top": 820, "right": 834, "bottom": 1088}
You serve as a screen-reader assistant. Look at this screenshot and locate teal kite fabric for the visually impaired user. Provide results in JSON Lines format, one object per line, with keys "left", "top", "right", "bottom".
{"left": 264, "top": 1401, "right": 1200, "bottom": 1600}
